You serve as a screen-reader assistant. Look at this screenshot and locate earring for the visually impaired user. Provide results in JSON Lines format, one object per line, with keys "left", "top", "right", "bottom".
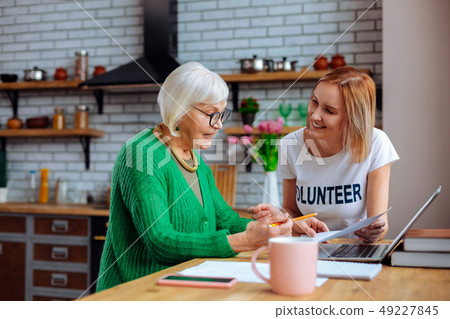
{"left": 176, "top": 126, "right": 180, "bottom": 131}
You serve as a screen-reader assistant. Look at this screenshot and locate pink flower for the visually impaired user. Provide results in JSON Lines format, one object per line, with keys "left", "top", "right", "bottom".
{"left": 267, "top": 121, "right": 277, "bottom": 134}
{"left": 243, "top": 124, "right": 253, "bottom": 134}
{"left": 228, "top": 136, "right": 238, "bottom": 144}
{"left": 274, "top": 122, "right": 282, "bottom": 134}
{"left": 240, "top": 136, "right": 253, "bottom": 145}
{"left": 258, "top": 121, "right": 268, "bottom": 133}
{"left": 276, "top": 117, "right": 284, "bottom": 126}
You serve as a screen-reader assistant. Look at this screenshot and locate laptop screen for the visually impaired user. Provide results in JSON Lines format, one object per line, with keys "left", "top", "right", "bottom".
{"left": 382, "top": 186, "right": 442, "bottom": 259}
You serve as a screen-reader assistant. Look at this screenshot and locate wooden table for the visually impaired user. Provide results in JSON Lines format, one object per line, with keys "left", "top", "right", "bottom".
{"left": 80, "top": 239, "right": 450, "bottom": 301}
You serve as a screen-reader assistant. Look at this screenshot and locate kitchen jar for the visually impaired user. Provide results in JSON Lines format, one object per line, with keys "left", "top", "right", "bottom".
{"left": 93, "top": 65, "right": 106, "bottom": 77}
{"left": 54, "top": 67, "right": 68, "bottom": 80}
{"left": 313, "top": 55, "right": 329, "bottom": 70}
{"left": 52, "top": 107, "right": 65, "bottom": 130}
{"left": 74, "top": 50, "right": 89, "bottom": 81}
{"left": 75, "top": 105, "right": 89, "bottom": 129}
{"left": 330, "top": 54, "right": 346, "bottom": 69}
{"left": 7, "top": 117, "right": 23, "bottom": 129}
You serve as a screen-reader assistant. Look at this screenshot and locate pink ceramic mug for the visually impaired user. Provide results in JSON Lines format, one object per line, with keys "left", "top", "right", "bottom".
{"left": 251, "top": 237, "right": 318, "bottom": 296}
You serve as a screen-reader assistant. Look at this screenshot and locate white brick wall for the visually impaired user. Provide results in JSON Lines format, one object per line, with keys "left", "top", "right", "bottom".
{"left": 0, "top": 0, "right": 383, "bottom": 208}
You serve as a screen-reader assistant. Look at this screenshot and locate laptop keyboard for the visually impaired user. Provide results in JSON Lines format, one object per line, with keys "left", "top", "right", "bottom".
{"left": 331, "top": 244, "right": 379, "bottom": 258}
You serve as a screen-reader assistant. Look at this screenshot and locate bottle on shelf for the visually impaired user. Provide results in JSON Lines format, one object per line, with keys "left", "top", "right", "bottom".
{"left": 74, "top": 50, "right": 89, "bottom": 81}
{"left": 28, "top": 170, "right": 37, "bottom": 203}
{"left": 75, "top": 104, "right": 89, "bottom": 129}
{"left": 52, "top": 107, "right": 65, "bottom": 130}
{"left": 38, "top": 168, "right": 49, "bottom": 204}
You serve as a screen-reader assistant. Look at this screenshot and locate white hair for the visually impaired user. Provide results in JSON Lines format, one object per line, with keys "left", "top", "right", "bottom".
{"left": 157, "top": 61, "right": 229, "bottom": 136}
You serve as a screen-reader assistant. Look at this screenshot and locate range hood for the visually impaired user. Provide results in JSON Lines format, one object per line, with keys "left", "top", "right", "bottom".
{"left": 80, "top": 0, "right": 179, "bottom": 87}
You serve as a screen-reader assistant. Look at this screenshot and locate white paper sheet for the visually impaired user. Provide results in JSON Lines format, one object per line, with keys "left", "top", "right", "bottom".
{"left": 178, "top": 261, "right": 328, "bottom": 287}
{"left": 313, "top": 208, "right": 390, "bottom": 242}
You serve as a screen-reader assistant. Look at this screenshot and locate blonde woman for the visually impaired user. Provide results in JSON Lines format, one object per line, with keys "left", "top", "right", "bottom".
{"left": 253, "top": 66, "right": 399, "bottom": 243}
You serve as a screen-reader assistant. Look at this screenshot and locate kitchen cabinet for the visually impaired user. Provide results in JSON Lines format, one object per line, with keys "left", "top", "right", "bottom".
{"left": 0, "top": 204, "right": 109, "bottom": 301}
{"left": 0, "top": 215, "right": 26, "bottom": 301}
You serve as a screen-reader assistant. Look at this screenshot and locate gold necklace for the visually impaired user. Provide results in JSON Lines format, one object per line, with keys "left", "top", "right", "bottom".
{"left": 156, "top": 125, "right": 198, "bottom": 172}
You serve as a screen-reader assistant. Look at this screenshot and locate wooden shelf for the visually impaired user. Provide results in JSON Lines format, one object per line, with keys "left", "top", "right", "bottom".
{"left": 0, "top": 68, "right": 370, "bottom": 90}
{"left": 0, "top": 68, "right": 372, "bottom": 115}
{"left": 0, "top": 202, "right": 109, "bottom": 217}
{"left": 0, "top": 128, "right": 104, "bottom": 138}
{"left": 222, "top": 68, "right": 371, "bottom": 111}
{"left": 220, "top": 68, "right": 370, "bottom": 83}
{"left": 0, "top": 128, "right": 104, "bottom": 170}
{"left": 0, "top": 80, "right": 82, "bottom": 91}
{"left": 78, "top": 82, "right": 161, "bottom": 92}
{"left": 0, "top": 80, "right": 106, "bottom": 115}
{"left": 224, "top": 126, "right": 303, "bottom": 136}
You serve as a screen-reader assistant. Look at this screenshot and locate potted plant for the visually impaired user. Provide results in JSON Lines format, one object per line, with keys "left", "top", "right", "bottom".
{"left": 231, "top": 118, "right": 285, "bottom": 207}
{"left": 239, "top": 97, "right": 260, "bottom": 126}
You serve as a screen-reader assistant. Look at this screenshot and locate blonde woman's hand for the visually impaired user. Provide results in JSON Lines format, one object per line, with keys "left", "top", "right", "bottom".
{"left": 354, "top": 218, "right": 386, "bottom": 243}
{"left": 248, "top": 203, "right": 287, "bottom": 220}
{"left": 292, "top": 217, "right": 329, "bottom": 238}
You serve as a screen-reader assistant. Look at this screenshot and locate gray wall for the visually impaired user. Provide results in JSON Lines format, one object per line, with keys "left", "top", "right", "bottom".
{"left": 0, "top": 0, "right": 382, "bottom": 208}
{"left": 383, "top": 0, "right": 450, "bottom": 236}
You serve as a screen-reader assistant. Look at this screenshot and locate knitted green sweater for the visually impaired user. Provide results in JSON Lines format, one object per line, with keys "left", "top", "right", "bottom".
{"left": 96, "top": 128, "right": 251, "bottom": 292}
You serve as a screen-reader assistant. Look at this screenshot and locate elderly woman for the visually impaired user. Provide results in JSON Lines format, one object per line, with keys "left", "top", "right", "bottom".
{"left": 96, "top": 62, "right": 306, "bottom": 291}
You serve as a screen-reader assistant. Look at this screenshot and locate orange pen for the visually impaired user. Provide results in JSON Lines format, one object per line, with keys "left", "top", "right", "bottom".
{"left": 269, "top": 213, "right": 317, "bottom": 227}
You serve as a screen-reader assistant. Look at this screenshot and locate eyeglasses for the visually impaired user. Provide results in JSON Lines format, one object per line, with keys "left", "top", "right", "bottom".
{"left": 192, "top": 106, "right": 232, "bottom": 127}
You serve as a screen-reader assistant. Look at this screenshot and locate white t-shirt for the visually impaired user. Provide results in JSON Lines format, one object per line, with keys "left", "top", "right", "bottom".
{"left": 277, "top": 128, "right": 399, "bottom": 233}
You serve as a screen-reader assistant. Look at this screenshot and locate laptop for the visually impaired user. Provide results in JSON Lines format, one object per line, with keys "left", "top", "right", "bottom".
{"left": 318, "top": 186, "right": 442, "bottom": 263}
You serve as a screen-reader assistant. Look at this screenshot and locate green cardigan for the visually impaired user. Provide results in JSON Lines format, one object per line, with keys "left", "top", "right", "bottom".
{"left": 96, "top": 128, "right": 252, "bottom": 292}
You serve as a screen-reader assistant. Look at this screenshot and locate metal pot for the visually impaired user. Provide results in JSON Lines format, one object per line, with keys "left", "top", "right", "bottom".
{"left": 288, "top": 60, "right": 297, "bottom": 71}
{"left": 274, "top": 58, "right": 285, "bottom": 71}
{"left": 274, "top": 57, "right": 298, "bottom": 71}
{"left": 239, "top": 55, "right": 264, "bottom": 73}
{"left": 264, "top": 59, "right": 274, "bottom": 72}
{"left": 24, "top": 66, "right": 47, "bottom": 81}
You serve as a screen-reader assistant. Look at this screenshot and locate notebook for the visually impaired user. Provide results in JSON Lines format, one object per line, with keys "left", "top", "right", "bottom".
{"left": 178, "top": 260, "right": 382, "bottom": 282}
{"left": 178, "top": 261, "right": 326, "bottom": 286}
{"left": 319, "top": 186, "right": 441, "bottom": 262}
{"left": 317, "top": 260, "right": 382, "bottom": 280}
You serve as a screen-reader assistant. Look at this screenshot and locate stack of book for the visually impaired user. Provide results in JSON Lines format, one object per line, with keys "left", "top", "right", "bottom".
{"left": 391, "top": 229, "right": 450, "bottom": 268}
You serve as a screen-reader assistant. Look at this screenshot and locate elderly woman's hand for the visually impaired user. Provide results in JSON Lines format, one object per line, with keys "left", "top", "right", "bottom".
{"left": 227, "top": 213, "right": 292, "bottom": 252}
{"left": 244, "top": 217, "right": 293, "bottom": 250}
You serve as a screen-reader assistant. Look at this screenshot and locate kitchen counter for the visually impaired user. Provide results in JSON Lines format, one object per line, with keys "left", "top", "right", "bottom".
{"left": 0, "top": 203, "right": 248, "bottom": 219}
{"left": 0, "top": 202, "right": 109, "bottom": 217}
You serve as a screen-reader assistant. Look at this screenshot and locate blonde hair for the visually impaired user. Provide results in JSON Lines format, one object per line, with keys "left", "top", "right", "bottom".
{"left": 313, "top": 66, "right": 376, "bottom": 163}
{"left": 157, "top": 61, "right": 229, "bottom": 136}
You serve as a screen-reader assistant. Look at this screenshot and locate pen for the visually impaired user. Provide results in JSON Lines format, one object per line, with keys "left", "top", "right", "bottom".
{"left": 269, "top": 213, "right": 318, "bottom": 227}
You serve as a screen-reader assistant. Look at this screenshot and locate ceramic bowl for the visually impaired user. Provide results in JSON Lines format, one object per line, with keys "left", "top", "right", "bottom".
{"left": 26, "top": 116, "right": 50, "bottom": 129}
{"left": 0, "top": 74, "right": 18, "bottom": 82}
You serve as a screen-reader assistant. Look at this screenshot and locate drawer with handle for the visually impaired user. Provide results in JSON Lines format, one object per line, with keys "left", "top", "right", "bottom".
{"left": 34, "top": 217, "right": 88, "bottom": 236}
{"left": 33, "top": 243, "right": 87, "bottom": 263}
{"left": 33, "top": 270, "right": 87, "bottom": 290}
